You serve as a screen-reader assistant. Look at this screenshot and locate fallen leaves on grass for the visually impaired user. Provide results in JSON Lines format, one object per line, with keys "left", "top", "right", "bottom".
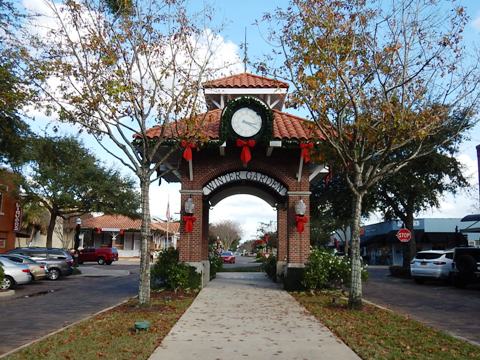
{"left": 292, "top": 291, "right": 480, "bottom": 360}
{"left": 5, "top": 291, "right": 195, "bottom": 360}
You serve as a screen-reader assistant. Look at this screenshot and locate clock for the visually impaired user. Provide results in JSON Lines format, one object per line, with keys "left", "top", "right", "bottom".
{"left": 231, "top": 107, "right": 263, "bottom": 138}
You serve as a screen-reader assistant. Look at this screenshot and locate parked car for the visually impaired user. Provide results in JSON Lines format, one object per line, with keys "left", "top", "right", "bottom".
{"left": 7, "top": 247, "right": 74, "bottom": 280}
{"left": 0, "top": 254, "right": 47, "bottom": 281}
{"left": 410, "top": 250, "right": 454, "bottom": 283}
{"left": 0, "top": 257, "right": 32, "bottom": 290}
{"left": 221, "top": 251, "right": 235, "bottom": 264}
{"left": 77, "top": 247, "right": 119, "bottom": 265}
{"left": 451, "top": 247, "right": 480, "bottom": 288}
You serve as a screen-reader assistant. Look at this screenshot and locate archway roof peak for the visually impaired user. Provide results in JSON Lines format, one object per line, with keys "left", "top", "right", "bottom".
{"left": 203, "top": 72, "right": 289, "bottom": 89}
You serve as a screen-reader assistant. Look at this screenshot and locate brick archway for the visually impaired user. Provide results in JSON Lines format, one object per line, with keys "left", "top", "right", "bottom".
{"left": 144, "top": 73, "right": 329, "bottom": 288}
{"left": 177, "top": 145, "right": 312, "bottom": 286}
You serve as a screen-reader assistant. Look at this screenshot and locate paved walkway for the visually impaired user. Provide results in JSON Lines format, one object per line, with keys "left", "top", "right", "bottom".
{"left": 149, "top": 272, "right": 359, "bottom": 360}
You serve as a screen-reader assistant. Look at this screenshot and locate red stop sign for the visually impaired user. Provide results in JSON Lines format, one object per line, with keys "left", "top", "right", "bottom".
{"left": 396, "top": 228, "right": 411, "bottom": 242}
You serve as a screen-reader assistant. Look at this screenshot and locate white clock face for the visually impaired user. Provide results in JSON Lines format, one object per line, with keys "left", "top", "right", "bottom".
{"left": 231, "top": 107, "right": 262, "bottom": 138}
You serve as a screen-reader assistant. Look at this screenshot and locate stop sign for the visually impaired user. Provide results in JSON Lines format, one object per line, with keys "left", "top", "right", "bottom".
{"left": 396, "top": 228, "right": 411, "bottom": 242}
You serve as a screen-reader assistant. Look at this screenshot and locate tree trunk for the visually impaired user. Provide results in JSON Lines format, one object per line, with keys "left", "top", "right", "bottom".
{"left": 46, "top": 211, "right": 57, "bottom": 248}
{"left": 349, "top": 191, "right": 364, "bottom": 309}
{"left": 138, "top": 177, "right": 151, "bottom": 305}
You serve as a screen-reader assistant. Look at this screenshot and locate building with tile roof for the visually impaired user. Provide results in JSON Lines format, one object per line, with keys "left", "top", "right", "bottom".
{"left": 80, "top": 214, "right": 179, "bottom": 257}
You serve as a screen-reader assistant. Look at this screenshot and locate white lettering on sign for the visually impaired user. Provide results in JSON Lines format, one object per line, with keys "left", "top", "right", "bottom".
{"left": 203, "top": 171, "right": 288, "bottom": 197}
{"left": 13, "top": 202, "right": 22, "bottom": 232}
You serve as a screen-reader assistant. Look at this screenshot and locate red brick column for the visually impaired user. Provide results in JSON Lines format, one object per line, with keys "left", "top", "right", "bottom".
{"left": 287, "top": 192, "right": 311, "bottom": 265}
{"left": 179, "top": 190, "right": 204, "bottom": 263}
{"left": 277, "top": 207, "right": 288, "bottom": 262}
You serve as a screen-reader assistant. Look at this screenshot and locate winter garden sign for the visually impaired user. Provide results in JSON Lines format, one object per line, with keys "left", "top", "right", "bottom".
{"left": 203, "top": 171, "right": 288, "bottom": 197}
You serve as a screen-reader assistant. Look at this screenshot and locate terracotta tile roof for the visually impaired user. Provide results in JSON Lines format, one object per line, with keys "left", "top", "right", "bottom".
{"left": 143, "top": 109, "right": 324, "bottom": 141}
{"left": 81, "top": 214, "right": 179, "bottom": 233}
{"left": 203, "top": 73, "right": 289, "bottom": 89}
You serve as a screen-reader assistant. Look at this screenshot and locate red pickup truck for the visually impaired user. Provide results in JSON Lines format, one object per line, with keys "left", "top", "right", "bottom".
{"left": 77, "top": 247, "right": 119, "bottom": 265}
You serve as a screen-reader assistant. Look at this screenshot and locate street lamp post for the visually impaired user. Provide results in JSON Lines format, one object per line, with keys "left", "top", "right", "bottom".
{"left": 73, "top": 218, "right": 81, "bottom": 267}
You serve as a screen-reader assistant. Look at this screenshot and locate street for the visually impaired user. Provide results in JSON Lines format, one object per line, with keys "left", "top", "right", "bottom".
{"left": 364, "top": 266, "right": 480, "bottom": 345}
{"left": 0, "top": 262, "right": 139, "bottom": 356}
{"left": 221, "top": 254, "right": 261, "bottom": 269}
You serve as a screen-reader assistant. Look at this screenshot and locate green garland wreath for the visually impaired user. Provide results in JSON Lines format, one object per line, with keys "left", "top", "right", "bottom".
{"left": 220, "top": 96, "right": 273, "bottom": 145}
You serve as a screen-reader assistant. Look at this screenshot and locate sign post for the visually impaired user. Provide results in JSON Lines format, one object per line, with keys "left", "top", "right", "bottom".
{"left": 396, "top": 228, "right": 412, "bottom": 243}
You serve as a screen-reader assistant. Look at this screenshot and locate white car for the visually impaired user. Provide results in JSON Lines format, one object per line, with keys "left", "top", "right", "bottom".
{"left": 410, "top": 250, "right": 453, "bottom": 283}
{"left": 0, "top": 257, "right": 33, "bottom": 290}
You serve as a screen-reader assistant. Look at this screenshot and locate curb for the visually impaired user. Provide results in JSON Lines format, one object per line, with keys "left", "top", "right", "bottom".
{"left": 0, "top": 290, "right": 15, "bottom": 298}
{"left": 0, "top": 296, "right": 136, "bottom": 359}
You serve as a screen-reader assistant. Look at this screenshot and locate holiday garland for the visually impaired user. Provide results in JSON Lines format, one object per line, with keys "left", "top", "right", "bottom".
{"left": 220, "top": 96, "right": 273, "bottom": 144}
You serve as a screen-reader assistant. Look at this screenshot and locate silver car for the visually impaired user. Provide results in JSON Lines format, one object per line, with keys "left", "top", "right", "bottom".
{"left": 410, "top": 250, "right": 454, "bottom": 283}
{"left": 0, "top": 254, "right": 48, "bottom": 281}
{"left": 0, "top": 257, "right": 32, "bottom": 290}
{"left": 8, "top": 248, "right": 73, "bottom": 280}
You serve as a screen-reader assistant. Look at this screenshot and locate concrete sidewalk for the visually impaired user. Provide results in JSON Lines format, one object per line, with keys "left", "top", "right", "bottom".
{"left": 149, "top": 272, "right": 359, "bottom": 360}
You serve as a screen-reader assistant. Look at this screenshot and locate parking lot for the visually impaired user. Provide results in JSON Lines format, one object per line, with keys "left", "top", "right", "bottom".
{"left": 0, "top": 262, "right": 139, "bottom": 356}
{"left": 364, "top": 266, "right": 480, "bottom": 345}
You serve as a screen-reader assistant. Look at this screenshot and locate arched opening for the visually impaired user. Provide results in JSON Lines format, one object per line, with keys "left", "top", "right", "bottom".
{"left": 209, "top": 194, "right": 277, "bottom": 268}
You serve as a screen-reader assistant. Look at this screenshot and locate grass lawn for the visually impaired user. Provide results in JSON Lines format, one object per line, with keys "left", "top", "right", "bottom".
{"left": 293, "top": 291, "right": 480, "bottom": 360}
{"left": 5, "top": 290, "right": 195, "bottom": 360}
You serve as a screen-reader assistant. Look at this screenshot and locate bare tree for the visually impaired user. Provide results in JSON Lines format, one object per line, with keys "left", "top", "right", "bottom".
{"left": 24, "top": 0, "right": 238, "bottom": 304}
{"left": 267, "top": 0, "right": 480, "bottom": 308}
{"left": 210, "top": 220, "right": 243, "bottom": 251}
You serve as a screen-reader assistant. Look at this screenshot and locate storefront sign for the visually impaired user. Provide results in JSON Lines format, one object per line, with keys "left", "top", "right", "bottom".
{"left": 203, "top": 171, "right": 287, "bottom": 197}
{"left": 13, "top": 202, "right": 22, "bottom": 232}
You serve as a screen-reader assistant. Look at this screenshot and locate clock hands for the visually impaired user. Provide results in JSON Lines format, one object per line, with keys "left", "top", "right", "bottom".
{"left": 242, "top": 120, "right": 260, "bottom": 128}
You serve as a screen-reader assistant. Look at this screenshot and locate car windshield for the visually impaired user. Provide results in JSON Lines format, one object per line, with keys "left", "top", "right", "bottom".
{"left": 222, "top": 252, "right": 233, "bottom": 256}
{"left": 415, "top": 252, "right": 443, "bottom": 260}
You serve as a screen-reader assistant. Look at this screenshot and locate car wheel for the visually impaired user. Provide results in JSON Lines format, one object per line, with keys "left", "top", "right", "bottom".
{"left": 77, "top": 261, "right": 83, "bottom": 265}
{"left": 414, "top": 278, "right": 424, "bottom": 284}
{"left": 47, "top": 268, "right": 60, "bottom": 281}
{"left": 1, "top": 276, "right": 14, "bottom": 290}
{"left": 97, "top": 257, "right": 105, "bottom": 265}
{"left": 105, "top": 261, "right": 112, "bottom": 265}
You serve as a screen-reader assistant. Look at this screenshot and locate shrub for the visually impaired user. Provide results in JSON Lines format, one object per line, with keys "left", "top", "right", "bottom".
{"left": 302, "top": 248, "right": 368, "bottom": 290}
{"left": 262, "top": 255, "right": 277, "bottom": 281}
{"left": 151, "top": 248, "right": 200, "bottom": 291}
{"left": 209, "top": 252, "right": 223, "bottom": 279}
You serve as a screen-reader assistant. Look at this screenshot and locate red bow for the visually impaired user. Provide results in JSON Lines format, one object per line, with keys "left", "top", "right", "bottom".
{"left": 295, "top": 215, "right": 308, "bottom": 234}
{"left": 236, "top": 139, "right": 256, "bottom": 166}
{"left": 183, "top": 215, "right": 196, "bottom": 233}
{"left": 180, "top": 140, "right": 196, "bottom": 162}
{"left": 300, "top": 143, "right": 314, "bottom": 163}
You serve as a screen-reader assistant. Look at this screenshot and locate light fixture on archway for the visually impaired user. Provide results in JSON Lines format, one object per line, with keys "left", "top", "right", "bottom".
{"left": 295, "top": 199, "right": 308, "bottom": 234}
{"left": 183, "top": 197, "right": 196, "bottom": 233}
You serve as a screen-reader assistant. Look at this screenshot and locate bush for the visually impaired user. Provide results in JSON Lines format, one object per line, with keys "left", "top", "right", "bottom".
{"left": 151, "top": 248, "right": 200, "bottom": 291}
{"left": 262, "top": 255, "right": 277, "bottom": 281}
{"left": 302, "top": 248, "right": 368, "bottom": 290}
{"left": 209, "top": 252, "right": 223, "bottom": 279}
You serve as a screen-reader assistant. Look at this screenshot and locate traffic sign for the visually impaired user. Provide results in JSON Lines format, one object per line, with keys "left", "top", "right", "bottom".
{"left": 396, "top": 228, "right": 411, "bottom": 242}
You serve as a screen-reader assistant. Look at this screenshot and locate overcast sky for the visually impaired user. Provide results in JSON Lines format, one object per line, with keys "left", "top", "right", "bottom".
{"left": 21, "top": 0, "right": 480, "bottom": 241}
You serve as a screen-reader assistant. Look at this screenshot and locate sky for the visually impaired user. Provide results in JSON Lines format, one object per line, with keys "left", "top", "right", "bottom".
{"left": 18, "top": 0, "right": 480, "bottom": 242}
